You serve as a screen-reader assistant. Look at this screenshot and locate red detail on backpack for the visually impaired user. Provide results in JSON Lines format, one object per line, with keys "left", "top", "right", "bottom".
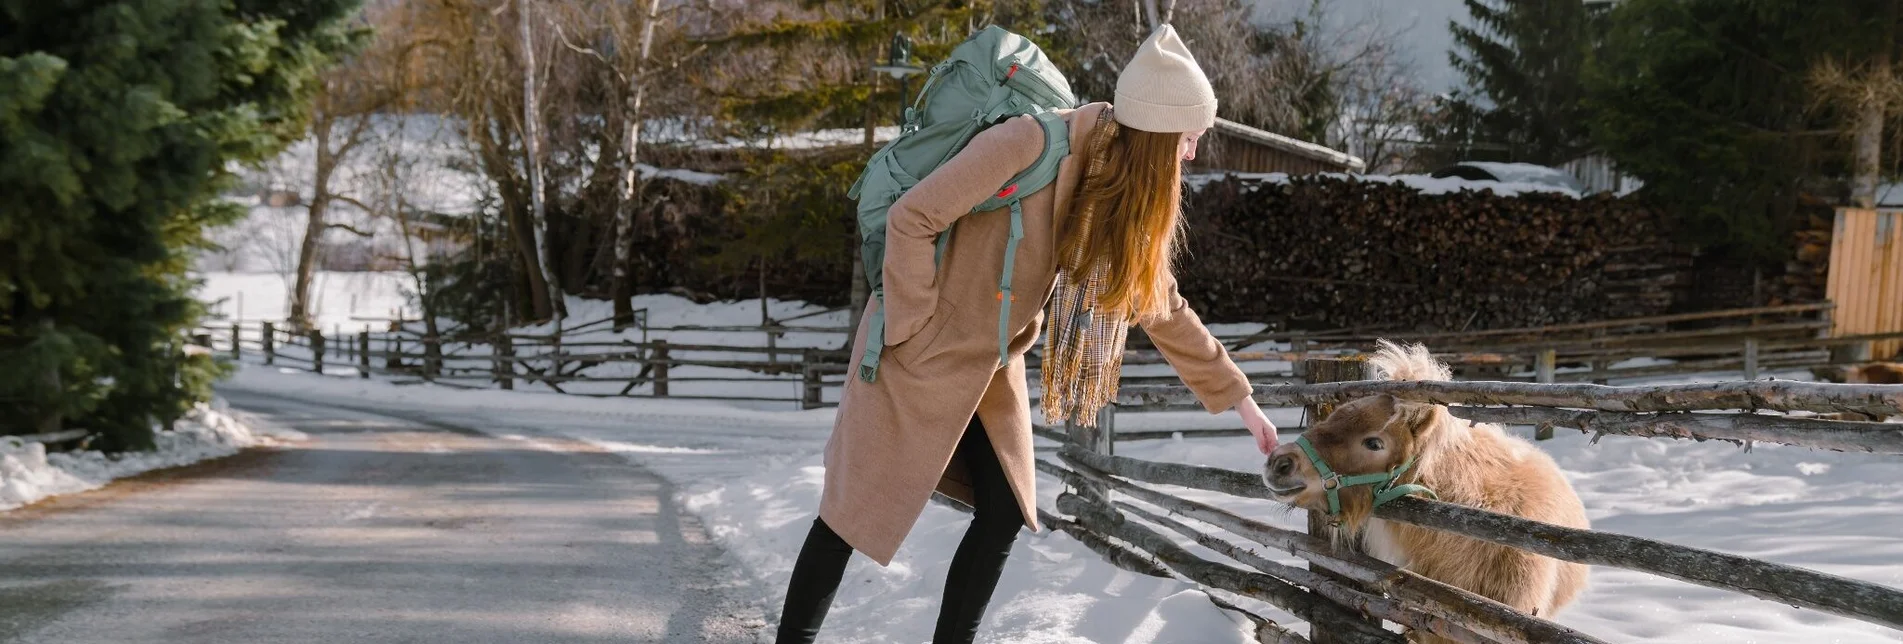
{"left": 996, "top": 184, "right": 1018, "bottom": 198}
{"left": 1005, "top": 64, "right": 1019, "bottom": 81}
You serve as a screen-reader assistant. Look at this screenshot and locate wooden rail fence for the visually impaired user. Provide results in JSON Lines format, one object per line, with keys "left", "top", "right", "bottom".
{"left": 1034, "top": 358, "right": 1903, "bottom": 642}
{"left": 192, "top": 301, "right": 1903, "bottom": 439}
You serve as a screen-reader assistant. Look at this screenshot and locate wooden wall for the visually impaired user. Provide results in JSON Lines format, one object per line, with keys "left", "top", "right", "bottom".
{"left": 1826, "top": 207, "right": 1903, "bottom": 359}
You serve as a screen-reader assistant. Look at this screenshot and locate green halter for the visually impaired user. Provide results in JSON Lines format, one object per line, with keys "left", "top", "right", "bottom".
{"left": 1291, "top": 435, "right": 1438, "bottom": 516}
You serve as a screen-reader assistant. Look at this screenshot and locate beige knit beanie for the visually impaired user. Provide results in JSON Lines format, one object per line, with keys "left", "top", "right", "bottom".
{"left": 1114, "top": 25, "right": 1217, "bottom": 133}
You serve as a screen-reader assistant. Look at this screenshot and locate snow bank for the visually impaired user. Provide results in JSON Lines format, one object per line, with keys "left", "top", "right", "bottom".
{"left": 0, "top": 400, "right": 294, "bottom": 511}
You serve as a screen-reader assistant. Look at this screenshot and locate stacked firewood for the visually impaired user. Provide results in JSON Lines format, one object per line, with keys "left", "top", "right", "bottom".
{"left": 1774, "top": 211, "right": 1834, "bottom": 306}
{"left": 1177, "top": 174, "right": 1690, "bottom": 330}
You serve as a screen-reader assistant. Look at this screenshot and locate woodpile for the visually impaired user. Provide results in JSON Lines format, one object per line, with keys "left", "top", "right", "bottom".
{"left": 1774, "top": 210, "right": 1835, "bottom": 306}
{"left": 1177, "top": 174, "right": 1691, "bottom": 330}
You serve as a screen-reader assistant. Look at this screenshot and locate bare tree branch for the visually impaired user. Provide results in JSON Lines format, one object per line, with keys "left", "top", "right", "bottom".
{"left": 326, "top": 223, "right": 376, "bottom": 238}
{"left": 546, "top": 14, "right": 614, "bottom": 69}
{"left": 326, "top": 193, "right": 377, "bottom": 215}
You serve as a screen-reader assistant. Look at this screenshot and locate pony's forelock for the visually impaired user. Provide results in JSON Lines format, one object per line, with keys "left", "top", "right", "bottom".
{"left": 1369, "top": 340, "right": 1452, "bottom": 382}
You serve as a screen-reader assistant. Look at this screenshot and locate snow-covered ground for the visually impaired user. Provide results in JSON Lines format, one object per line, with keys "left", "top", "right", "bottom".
{"left": 195, "top": 271, "right": 417, "bottom": 332}
{"left": 0, "top": 401, "right": 300, "bottom": 512}
{"left": 218, "top": 360, "right": 1903, "bottom": 644}
{"left": 191, "top": 272, "right": 1903, "bottom": 642}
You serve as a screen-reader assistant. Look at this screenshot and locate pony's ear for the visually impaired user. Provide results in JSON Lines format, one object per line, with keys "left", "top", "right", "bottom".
{"left": 1391, "top": 400, "right": 1441, "bottom": 441}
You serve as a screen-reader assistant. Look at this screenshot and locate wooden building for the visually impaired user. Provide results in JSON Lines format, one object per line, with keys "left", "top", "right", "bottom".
{"left": 1826, "top": 207, "right": 1903, "bottom": 359}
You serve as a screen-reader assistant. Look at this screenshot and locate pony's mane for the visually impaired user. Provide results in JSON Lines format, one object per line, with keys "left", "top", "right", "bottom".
{"left": 1340, "top": 340, "right": 1471, "bottom": 533}
{"left": 1368, "top": 340, "right": 1452, "bottom": 382}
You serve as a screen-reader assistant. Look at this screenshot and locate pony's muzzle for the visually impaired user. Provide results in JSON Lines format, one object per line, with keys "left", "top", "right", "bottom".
{"left": 1263, "top": 452, "right": 1305, "bottom": 496}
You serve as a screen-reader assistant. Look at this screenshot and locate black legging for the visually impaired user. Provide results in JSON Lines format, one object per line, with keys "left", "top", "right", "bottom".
{"left": 775, "top": 418, "right": 1025, "bottom": 644}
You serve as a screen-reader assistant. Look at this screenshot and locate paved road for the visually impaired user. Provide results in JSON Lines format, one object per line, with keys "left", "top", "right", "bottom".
{"left": 0, "top": 390, "right": 763, "bottom": 644}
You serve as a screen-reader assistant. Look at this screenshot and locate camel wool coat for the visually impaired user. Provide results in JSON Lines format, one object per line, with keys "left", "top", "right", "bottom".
{"left": 820, "top": 102, "right": 1253, "bottom": 566}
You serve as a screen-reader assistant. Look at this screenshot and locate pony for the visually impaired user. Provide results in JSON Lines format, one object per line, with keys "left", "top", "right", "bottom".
{"left": 1261, "top": 341, "right": 1589, "bottom": 640}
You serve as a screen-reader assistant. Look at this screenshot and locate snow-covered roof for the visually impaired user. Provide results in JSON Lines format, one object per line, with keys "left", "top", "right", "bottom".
{"left": 1432, "top": 162, "right": 1586, "bottom": 195}
{"left": 636, "top": 164, "right": 723, "bottom": 186}
{"left": 1186, "top": 171, "right": 1583, "bottom": 198}
{"left": 696, "top": 126, "right": 901, "bottom": 152}
{"left": 1212, "top": 118, "right": 1367, "bottom": 172}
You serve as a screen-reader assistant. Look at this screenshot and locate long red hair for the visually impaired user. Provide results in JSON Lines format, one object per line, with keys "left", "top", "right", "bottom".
{"left": 1056, "top": 112, "right": 1185, "bottom": 321}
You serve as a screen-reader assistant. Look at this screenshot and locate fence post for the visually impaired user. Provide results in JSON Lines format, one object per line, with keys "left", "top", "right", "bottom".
{"left": 1535, "top": 348, "right": 1557, "bottom": 440}
{"left": 1743, "top": 338, "right": 1760, "bottom": 381}
{"left": 262, "top": 322, "right": 275, "bottom": 366}
{"left": 358, "top": 331, "right": 371, "bottom": 379}
{"left": 495, "top": 333, "right": 515, "bottom": 391}
{"left": 1300, "top": 357, "right": 1375, "bottom": 644}
{"left": 652, "top": 339, "right": 670, "bottom": 397}
{"left": 310, "top": 330, "right": 325, "bottom": 375}
{"left": 801, "top": 349, "right": 822, "bottom": 410}
{"left": 1064, "top": 404, "right": 1118, "bottom": 456}
{"left": 767, "top": 330, "right": 780, "bottom": 367}
{"left": 423, "top": 331, "right": 440, "bottom": 382}
{"left": 387, "top": 332, "right": 402, "bottom": 371}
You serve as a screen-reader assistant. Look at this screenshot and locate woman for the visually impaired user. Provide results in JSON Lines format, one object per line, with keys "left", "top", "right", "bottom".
{"left": 777, "top": 25, "right": 1278, "bottom": 643}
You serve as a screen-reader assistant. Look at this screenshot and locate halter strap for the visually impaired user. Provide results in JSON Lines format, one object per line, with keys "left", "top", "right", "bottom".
{"left": 1292, "top": 435, "right": 1438, "bottom": 516}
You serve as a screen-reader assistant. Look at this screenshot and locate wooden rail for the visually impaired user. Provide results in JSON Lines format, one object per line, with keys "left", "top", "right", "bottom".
{"left": 1053, "top": 443, "right": 1903, "bottom": 635}
{"left": 1121, "top": 380, "right": 1903, "bottom": 416}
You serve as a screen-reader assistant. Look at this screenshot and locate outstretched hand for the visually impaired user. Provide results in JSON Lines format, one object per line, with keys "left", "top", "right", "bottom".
{"left": 1236, "top": 397, "right": 1278, "bottom": 455}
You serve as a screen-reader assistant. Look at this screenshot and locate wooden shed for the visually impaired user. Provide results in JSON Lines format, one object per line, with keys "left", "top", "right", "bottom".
{"left": 1826, "top": 207, "right": 1903, "bottom": 359}
{"left": 1188, "top": 118, "right": 1365, "bottom": 175}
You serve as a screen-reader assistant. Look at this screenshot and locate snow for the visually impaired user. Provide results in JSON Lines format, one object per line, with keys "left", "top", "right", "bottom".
{"left": 0, "top": 400, "right": 296, "bottom": 512}
{"left": 192, "top": 271, "right": 415, "bottom": 332}
{"left": 1447, "top": 161, "right": 1588, "bottom": 192}
{"left": 190, "top": 273, "right": 1903, "bottom": 642}
{"left": 203, "top": 115, "right": 486, "bottom": 275}
{"left": 637, "top": 163, "right": 725, "bottom": 186}
{"left": 1185, "top": 170, "right": 1584, "bottom": 198}
{"left": 698, "top": 126, "right": 902, "bottom": 151}
{"left": 212, "top": 353, "right": 1903, "bottom": 643}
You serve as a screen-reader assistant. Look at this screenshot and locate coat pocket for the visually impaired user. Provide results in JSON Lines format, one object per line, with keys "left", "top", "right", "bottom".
{"left": 891, "top": 299, "right": 960, "bottom": 364}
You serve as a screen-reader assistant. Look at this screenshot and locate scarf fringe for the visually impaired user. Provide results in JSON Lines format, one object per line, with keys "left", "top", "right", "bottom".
{"left": 1041, "top": 264, "right": 1129, "bottom": 428}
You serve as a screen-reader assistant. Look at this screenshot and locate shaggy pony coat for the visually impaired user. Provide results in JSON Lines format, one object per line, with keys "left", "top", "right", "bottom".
{"left": 1263, "top": 342, "right": 1590, "bottom": 638}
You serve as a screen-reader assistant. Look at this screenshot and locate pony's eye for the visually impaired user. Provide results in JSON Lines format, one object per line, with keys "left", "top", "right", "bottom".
{"left": 1363, "top": 437, "right": 1385, "bottom": 451}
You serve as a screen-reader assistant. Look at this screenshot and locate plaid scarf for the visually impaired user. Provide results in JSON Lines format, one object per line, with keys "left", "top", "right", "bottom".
{"left": 1041, "top": 261, "right": 1129, "bottom": 427}
{"left": 1041, "top": 107, "right": 1130, "bottom": 427}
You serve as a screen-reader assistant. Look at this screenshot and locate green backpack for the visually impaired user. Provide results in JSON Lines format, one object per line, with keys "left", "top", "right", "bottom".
{"left": 848, "top": 25, "right": 1078, "bottom": 383}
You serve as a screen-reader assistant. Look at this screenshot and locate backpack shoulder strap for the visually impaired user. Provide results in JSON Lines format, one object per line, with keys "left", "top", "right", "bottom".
{"left": 970, "top": 111, "right": 1071, "bottom": 214}
{"left": 985, "top": 111, "right": 1070, "bottom": 368}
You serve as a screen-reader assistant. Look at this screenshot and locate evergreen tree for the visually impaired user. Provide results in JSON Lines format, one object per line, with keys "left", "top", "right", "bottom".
{"left": 1586, "top": 0, "right": 1893, "bottom": 261}
{"left": 0, "top": 0, "right": 360, "bottom": 448}
{"left": 1438, "top": 0, "right": 1602, "bottom": 165}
